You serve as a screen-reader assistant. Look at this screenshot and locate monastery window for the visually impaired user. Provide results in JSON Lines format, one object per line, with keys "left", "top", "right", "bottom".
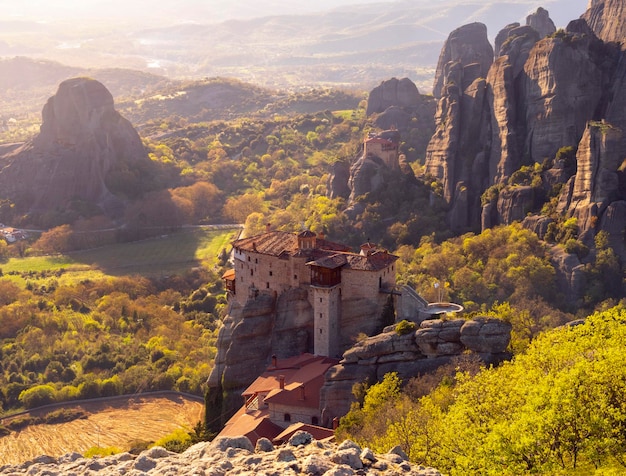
{"left": 269, "top": 271, "right": 273, "bottom": 276}
{"left": 266, "top": 282, "right": 270, "bottom": 289}
{"left": 319, "top": 313, "right": 323, "bottom": 319}
{"left": 247, "top": 257, "right": 250, "bottom": 262}
{"left": 250, "top": 269, "right": 254, "bottom": 276}
{"left": 319, "top": 328, "right": 323, "bottom": 334}
{"left": 255, "top": 258, "right": 258, "bottom": 264}
{"left": 319, "top": 297, "right": 323, "bottom": 303}
{"left": 294, "top": 274, "right": 297, "bottom": 280}
{"left": 284, "top": 413, "right": 291, "bottom": 422}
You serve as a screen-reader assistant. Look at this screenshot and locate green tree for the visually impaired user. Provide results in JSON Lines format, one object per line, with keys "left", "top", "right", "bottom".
{"left": 19, "top": 384, "right": 56, "bottom": 409}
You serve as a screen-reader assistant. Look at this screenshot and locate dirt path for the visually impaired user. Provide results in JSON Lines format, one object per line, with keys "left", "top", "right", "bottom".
{"left": 0, "top": 395, "right": 204, "bottom": 465}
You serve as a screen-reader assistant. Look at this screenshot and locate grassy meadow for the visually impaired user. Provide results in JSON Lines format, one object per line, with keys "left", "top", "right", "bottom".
{"left": 1, "top": 227, "right": 240, "bottom": 287}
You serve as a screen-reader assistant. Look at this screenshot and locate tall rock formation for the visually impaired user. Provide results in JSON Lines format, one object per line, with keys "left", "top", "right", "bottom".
{"left": 432, "top": 23, "right": 494, "bottom": 100}
{"left": 521, "top": 21, "right": 616, "bottom": 167}
{"left": 526, "top": 7, "right": 556, "bottom": 39}
{"left": 425, "top": 22, "right": 493, "bottom": 231}
{"left": 425, "top": 5, "right": 624, "bottom": 234}
{"left": 0, "top": 77, "right": 150, "bottom": 222}
{"left": 557, "top": 121, "right": 626, "bottom": 249}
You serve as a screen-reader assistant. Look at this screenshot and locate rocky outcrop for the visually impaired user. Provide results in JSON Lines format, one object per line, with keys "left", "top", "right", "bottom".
{"left": 207, "top": 286, "right": 394, "bottom": 429}
{"left": 327, "top": 159, "right": 351, "bottom": 199}
{"left": 557, "top": 121, "right": 625, "bottom": 244}
{"left": 0, "top": 78, "right": 150, "bottom": 221}
{"left": 348, "top": 154, "right": 387, "bottom": 203}
{"left": 0, "top": 434, "right": 442, "bottom": 476}
{"left": 432, "top": 23, "right": 494, "bottom": 100}
{"left": 425, "top": 23, "right": 493, "bottom": 231}
{"left": 366, "top": 77, "right": 422, "bottom": 115}
{"left": 521, "top": 23, "right": 616, "bottom": 167}
{"left": 526, "top": 7, "right": 556, "bottom": 39}
{"left": 487, "top": 26, "right": 540, "bottom": 185}
{"left": 426, "top": 5, "right": 624, "bottom": 234}
{"left": 321, "top": 317, "right": 511, "bottom": 422}
{"left": 583, "top": 0, "right": 626, "bottom": 45}
{"left": 494, "top": 23, "right": 520, "bottom": 57}
{"left": 206, "top": 289, "right": 313, "bottom": 427}
{"left": 550, "top": 246, "right": 587, "bottom": 307}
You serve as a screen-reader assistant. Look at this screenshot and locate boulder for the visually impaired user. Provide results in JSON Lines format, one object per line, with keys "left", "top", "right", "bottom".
{"left": 460, "top": 317, "right": 512, "bottom": 353}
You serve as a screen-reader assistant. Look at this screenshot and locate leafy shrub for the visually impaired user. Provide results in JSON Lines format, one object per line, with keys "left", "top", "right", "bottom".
{"left": 153, "top": 428, "right": 192, "bottom": 453}
{"left": 84, "top": 446, "right": 123, "bottom": 458}
{"left": 563, "top": 239, "right": 589, "bottom": 259}
{"left": 395, "top": 320, "right": 416, "bottom": 335}
{"left": 6, "top": 417, "right": 35, "bottom": 431}
{"left": 43, "top": 408, "right": 88, "bottom": 424}
{"left": 18, "top": 384, "right": 56, "bottom": 409}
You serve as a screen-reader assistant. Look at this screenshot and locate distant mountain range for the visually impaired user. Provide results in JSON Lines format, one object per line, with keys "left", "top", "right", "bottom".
{"left": 0, "top": 0, "right": 588, "bottom": 95}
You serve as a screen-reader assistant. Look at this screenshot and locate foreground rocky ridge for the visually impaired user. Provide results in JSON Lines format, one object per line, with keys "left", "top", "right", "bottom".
{"left": 0, "top": 433, "right": 441, "bottom": 476}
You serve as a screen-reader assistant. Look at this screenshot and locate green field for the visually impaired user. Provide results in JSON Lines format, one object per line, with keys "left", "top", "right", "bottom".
{"left": 1, "top": 227, "right": 239, "bottom": 286}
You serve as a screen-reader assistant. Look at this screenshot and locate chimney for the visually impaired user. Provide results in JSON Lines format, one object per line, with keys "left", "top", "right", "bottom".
{"left": 266, "top": 223, "right": 271, "bottom": 233}
{"left": 299, "top": 384, "right": 305, "bottom": 400}
{"left": 272, "top": 354, "right": 277, "bottom": 367}
{"left": 279, "top": 375, "right": 285, "bottom": 390}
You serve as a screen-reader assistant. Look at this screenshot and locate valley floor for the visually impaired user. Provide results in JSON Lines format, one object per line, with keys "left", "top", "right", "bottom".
{"left": 0, "top": 394, "right": 203, "bottom": 465}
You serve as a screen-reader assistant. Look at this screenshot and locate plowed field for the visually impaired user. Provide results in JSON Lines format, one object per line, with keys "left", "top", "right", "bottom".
{"left": 0, "top": 394, "right": 204, "bottom": 465}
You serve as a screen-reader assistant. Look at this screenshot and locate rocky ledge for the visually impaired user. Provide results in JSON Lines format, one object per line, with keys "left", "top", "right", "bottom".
{"left": 0, "top": 432, "right": 441, "bottom": 476}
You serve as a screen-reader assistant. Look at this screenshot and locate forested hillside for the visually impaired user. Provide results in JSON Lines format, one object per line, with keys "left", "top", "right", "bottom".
{"left": 338, "top": 306, "right": 626, "bottom": 475}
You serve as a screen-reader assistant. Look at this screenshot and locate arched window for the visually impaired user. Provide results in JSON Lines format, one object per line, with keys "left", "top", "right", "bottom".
{"left": 284, "top": 413, "right": 291, "bottom": 422}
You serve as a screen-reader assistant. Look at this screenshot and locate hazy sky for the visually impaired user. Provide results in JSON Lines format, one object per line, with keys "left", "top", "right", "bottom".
{"left": 2, "top": 0, "right": 589, "bottom": 27}
{"left": 0, "top": 0, "right": 394, "bottom": 25}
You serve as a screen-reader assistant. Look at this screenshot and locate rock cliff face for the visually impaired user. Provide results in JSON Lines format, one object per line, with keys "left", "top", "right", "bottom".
{"left": 321, "top": 317, "right": 511, "bottom": 422}
{"left": 556, "top": 122, "right": 626, "bottom": 245}
{"left": 424, "top": 23, "right": 493, "bottom": 230}
{"left": 432, "top": 23, "right": 494, "bottom": 100}
{"left": 583, "top": 0, "right": 626, "bottom": 45}
{"left": 426, "top": 4, "right": 625, "bottom": 237}
{"left": 0, "top": 78, "right": 149, "bottom": 220}
{"left": 206, "top": 287, "right": 393, "bottom": 428}
{"left": 206, "top": 289, "right": 313, "bottom": 426}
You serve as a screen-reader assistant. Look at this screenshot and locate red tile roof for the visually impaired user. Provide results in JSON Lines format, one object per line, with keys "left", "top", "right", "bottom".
{"left": 218, "top": 406, "right": 283, "bottom": 446}
{"left": 233, "top": 231, "right": 350, "bottom": 257}
{"left": 365, "top": 137, "right": 394, "bottom": 144}
{"left": 243, "top": 354, "right": 338, "bottom": 400}
{"left": 233, "top": 231, "right": 397, "bottom": 272}
{"left": 345, "top": 250, "right": 398, "bottom": 271}
{"left": 219, "top": 353, "right": 340, "bottom": 445}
